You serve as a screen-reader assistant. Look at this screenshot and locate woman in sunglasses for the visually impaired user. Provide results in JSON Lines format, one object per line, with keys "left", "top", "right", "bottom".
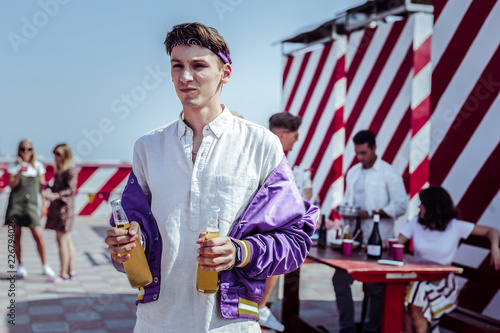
{"left": 5, "top": 139, "right": 55, "bottom": 278}
{"left": 44, "top": 143, "right": 77, "bottom": 282}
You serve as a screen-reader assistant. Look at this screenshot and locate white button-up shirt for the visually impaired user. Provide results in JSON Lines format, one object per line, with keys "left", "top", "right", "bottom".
{"left": 343, "top": 158, "right": 408, "bottom": 242}
{"left": 131, "top": 106, "right": 284, "bottom": 332}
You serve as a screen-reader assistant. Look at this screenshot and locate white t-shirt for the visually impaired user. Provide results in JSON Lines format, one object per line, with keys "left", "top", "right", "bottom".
{"left": 7, "top": 160, "right": 46, "bottom": 177}
{"left": 292, "top": 165, "right": 312, "bottom": 199}
{"left": 132, "top": 107, "right": 284, "bottom": 333}
{"left": 399, "top": 216, "right": 475, "bottom": 266}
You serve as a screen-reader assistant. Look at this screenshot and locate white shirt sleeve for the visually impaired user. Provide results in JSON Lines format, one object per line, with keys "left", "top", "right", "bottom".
{"left": 7, "top": 163, "right": 20, "bottom": 175}
{"left": 35, "top": 160, "right": 46, "bottom": 175}
{"left": 381, "top": 168, "right": 408, "bottom": 219}
{"left": 399, "top": 216, "right": 417, "bottom": 239}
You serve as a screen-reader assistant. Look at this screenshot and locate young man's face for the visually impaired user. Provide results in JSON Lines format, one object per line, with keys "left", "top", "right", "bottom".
{"left": 354, "top": 143, "right": 377, "bottom": 169}
{"left": 277, "top": 129, "right": 299, "bottom": 152}
{"left": 170, "top": 45, "right": 231, "bottom": 110}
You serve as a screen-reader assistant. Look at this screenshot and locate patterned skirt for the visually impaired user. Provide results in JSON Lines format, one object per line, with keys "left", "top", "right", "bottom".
{"left": 405, "top": 273, "right": 458, "bottom": 326}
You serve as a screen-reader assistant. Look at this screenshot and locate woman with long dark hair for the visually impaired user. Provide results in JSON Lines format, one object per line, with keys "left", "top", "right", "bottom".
{"left": 44, "top": 143, "right": 77, "bottom": 282}
{"left": 398, "top": 186, "right": 500, "bottom": 333}
{"left": 5, "top": 139, "right": 55, "bottom": 278}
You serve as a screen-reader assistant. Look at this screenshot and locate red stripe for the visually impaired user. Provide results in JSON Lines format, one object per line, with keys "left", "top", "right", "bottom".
{"left": 382, "top": 106, "right": 411, "bottom": 165}
{"left": 402, "top": 164, "right": 410, "bottom": 195}
{"left": 455, "top": 142, "right": 500, "bottom": 223}
{"left": 77, "top": 166, "right": 99, "bottom": 189}
{"left": 282, "top": 55, "right": 294, "bottom": 88}
{"left": 310, "top": 106, "right": 344, "bottom": 180}
{"left": 431, "top": 0, "right": 496, "bottom": 114}
{"left": 294, "top": 55, "right": 345, "bottom": 167}
{"left": 430, "top": 43, "right": 500, "bottom": 185}
{"left": 284, "top": 51, "right": 312, "bottom": 112}
{"left": 0, "top": 171, "right": 9, "bottom": 192}
{"left": 433, "top": 0, "right": 447, "bottom": 22}
{"left": 297, "top": 43, "right": 333, "bottom": 118}
{"left": 79, "top": 167, "right": 131, "bottom": 216}
{"left": 368, "top": 46, "right": 413, "bottom": 135}
{"left": 346, "top": 28, "right": 376, "bottom": 91}
{"left": 413, "top": 36, "right": 431, "bottom": 76}
{"left": 345, "top": 19, "right": 408, "bottom": 140}
{"left": 409, "top": 157, "right": 429, "bottom": 198}
{"left": 411, "top": 95, "right": 431, "bottom": 137}
{"left": 318, "top": 156, "right": 342, "bottom": 204}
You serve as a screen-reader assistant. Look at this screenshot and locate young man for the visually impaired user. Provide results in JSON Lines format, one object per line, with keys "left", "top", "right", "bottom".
{"left": 332, "top": 130, "right": 407, "bottom": 333}
{"left": 105, "top": 23, "right": 317, "bottom": 332}
{"left": 257, "top": 112, "right": 313, "bottom": 332}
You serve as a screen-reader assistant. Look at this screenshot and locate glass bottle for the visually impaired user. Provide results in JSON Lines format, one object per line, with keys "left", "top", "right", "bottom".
{"left": 196, "top": 206, "right": 220, "bottom": 294}
{"left": 342, "top": 224, "right": 351, "bottom": 239}
{"left": 110, "top": 199, "right": 153, "bottom": 288}
{"left": 366, "top": 213, "right": 382, "bottom": 259}
{"left": 318, "top": 214, "right": 327, "bottom": 249}
{"left": 353, "top": 216, "right": 363, "bottom": 245}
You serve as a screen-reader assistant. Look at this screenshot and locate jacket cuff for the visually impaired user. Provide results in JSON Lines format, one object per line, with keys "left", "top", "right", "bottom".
{"left": 230, "top": 238, "right": 251, "bottom": 268}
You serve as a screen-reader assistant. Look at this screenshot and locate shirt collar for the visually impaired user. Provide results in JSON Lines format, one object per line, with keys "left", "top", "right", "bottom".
{"left": 176, "top": 105, "right": 233, "bottom": 140}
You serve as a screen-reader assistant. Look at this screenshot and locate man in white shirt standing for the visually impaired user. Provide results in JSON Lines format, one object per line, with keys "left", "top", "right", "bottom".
{"left": 332, "top": 130, "right": 407, "bottom": 333}
{"left": 105, "top": 23, "right": 316, "bottom": 333}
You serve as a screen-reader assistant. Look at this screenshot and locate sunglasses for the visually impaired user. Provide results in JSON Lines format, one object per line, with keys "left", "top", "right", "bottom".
{"left": 53, "top": 151, "right": 61, "bottom": 157}
{"left": 20, "top": 147, "right": 33, "bottom": 152}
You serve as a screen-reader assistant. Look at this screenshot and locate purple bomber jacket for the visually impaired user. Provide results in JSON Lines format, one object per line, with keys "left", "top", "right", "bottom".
{"left": 109, "top": 157, "right": 318, "bottom": 321}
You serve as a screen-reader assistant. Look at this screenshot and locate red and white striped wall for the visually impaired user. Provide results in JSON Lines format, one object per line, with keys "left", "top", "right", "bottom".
{"left": 282, "top": 0, "right": 499, "bottom": 322}
{"left": 430, "top": 0, "right": 500, "bottom": 319}
{"left": 0, "top": 162, "right": 131, "bottom": 218}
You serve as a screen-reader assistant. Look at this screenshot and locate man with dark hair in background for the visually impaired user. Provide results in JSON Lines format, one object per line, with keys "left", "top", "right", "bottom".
{"left": 332, "top": 129, "right": 407, "bottom": 333}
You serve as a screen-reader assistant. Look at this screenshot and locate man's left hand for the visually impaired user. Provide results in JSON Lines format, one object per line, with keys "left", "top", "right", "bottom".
{"left": 196, "top": 233, "right": 236, "bottom": 272}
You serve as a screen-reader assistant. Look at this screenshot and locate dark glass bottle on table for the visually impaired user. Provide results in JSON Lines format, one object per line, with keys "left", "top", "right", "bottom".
{"left": 366, "top": 213, "right": 382, "bottom": 259}
{"left": 353, "top": 216, "right": 363, "bottom": 246}
{"left": 318, "top": 214, "right": 327, "bottom": 249}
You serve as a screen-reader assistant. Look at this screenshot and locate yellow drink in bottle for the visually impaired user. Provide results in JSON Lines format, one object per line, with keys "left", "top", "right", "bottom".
{"left": 196, "top": 206, "right": 220, "bottom": 294}
{"left": 111, "top": 199, "right": 153, "bottom": 289}
{"left": 116, "top": 223, "right": 153, "bottom": 288}
{"left": 196, "top": 231, "right": 220, "bottom": 294}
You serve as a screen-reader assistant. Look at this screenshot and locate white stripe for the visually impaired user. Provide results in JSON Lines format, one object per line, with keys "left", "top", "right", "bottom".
{"left": 413, "top": 12, "right": 433, "bottom": 50}
{"left": 287, "top": 46, "right": 340, "bottom": 165}
{"left": 442, "top": 95, "right": 500, "bottom": 204}
{"left": 454, "top": 243, "right": 490, "bottom": 269}
{"left": 409, "top": 122, "right": 430, "bottom": 174}
{"left": 327, "top": 177, "right": 344, "bottom": 212}
{"left": 282, "top": 52, "right": 308, "bottom": 108}
{"left": 78, "top": 167, "right": 118, "bottom": 193}
{"left": 345, "top": 29, "right": 364, "bottom": 71}
{"left": 287, "top": 50, "right": 324, "bottom": 116}
{"left": 477, "top": 190, "right": 500, "bottom": 229}
{"left": 482, "top": 290, "right": 500, "bottom": 321}
{"left": 432, "top": 0, "right": 472, "bottom": 69}
{"left": 411, "top": 63, "right": 431, "bottom": 109}
{"left": 345, "top": 23, "right": 393, "bottom": 118}
{"left": 431, "top": 2, "right": 500, "bottom": 157}
{"left": 393, "top": 132, "right": 411, "bottom": 177}
{"left": 238, "top": 302, "right": 258, "bottom": 313}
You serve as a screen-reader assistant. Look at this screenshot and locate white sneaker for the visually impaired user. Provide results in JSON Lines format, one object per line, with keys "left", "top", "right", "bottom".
{"left": 17, "top": 264, "right": 28, "bottom": 278}
{"left": 42, "top": 264, "right": 56, "bottom": 277}
{"left": 258, "top": 306, "right": 284, "bottom": 332}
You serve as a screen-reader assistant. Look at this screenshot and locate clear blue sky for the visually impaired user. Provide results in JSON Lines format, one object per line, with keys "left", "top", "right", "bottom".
{"left": 1, "top": 0, "right": 357, "bottom": 163}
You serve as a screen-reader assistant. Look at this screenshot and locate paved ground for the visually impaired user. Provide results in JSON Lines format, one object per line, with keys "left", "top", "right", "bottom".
{"left": 0, "top": 216, "right": 451, "bottom": 333}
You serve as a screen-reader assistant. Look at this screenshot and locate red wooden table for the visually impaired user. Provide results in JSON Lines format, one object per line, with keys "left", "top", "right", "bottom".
{"left": 282, "top": 245, "right": 463, "bottom": 333}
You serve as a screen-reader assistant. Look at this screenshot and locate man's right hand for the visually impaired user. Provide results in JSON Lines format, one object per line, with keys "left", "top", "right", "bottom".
{"left": 105, "top": 221, "right": 141, "bottom": 264}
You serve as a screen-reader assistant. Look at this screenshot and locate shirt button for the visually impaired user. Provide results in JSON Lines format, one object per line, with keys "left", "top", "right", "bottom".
{"left": 154, "top": 277, "right": 158, "bottom": 283}
{"left": 154, "top": 237, "right": 158, "bottom": 242}
{"left": 192, "top": 202, "right": 198, "bottom": 208}
{"left": 130, "top": 179, "right": 135, "bottom": 184}
{"left": 153, "top": 294, "right": 158, "bottom": 300}
{"left": 222, "top": 294, "right": 227, "bottom": 300}
{"left": 222, "top": 309, "right": 227, "bottom": 315}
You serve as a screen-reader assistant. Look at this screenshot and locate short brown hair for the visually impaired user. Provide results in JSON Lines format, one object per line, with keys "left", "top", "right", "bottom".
{"left": 269, "top": 112, "right": 302, "bottom": 132}
{"left": 164, "top": 22, "right": 230, "bottom": 66}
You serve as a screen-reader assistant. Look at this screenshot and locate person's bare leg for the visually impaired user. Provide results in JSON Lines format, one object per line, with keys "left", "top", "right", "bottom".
{"left": 409, "top": 305, "right": 428, "bottom": 333}
{"left": 56, "top": 231, "right": 70, "bottom": 276}
{"left": 67, "top": 233, "right": 75, "bottom": 274}
{"left": 15, "top": 227, "right": 23, "bottom": 265}
{"left": 30, "top": 226, "right": 47, "bottom": 265}
{"left": 403, "top": 309, "right": 414, "bottom": 333}
{"left": 258, "top": 275, "right": 280, "bottom": 308}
